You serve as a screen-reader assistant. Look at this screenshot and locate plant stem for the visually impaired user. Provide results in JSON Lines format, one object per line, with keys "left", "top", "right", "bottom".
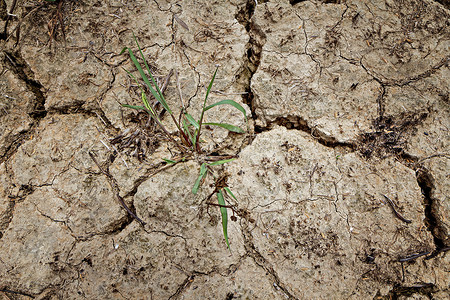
{"left": 195, "top": 67, "right": 219, "bottom": 151}
{"left": 145, "top": 108, "right": 186, "bottom": 153}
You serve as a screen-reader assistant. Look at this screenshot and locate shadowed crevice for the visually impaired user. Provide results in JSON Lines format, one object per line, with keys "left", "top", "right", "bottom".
{"left": 386, "top": 283, "right": 436, "bottom": 300}
{"left": 290, "top": 0, "right": 307, "bottom": 5}
{"left": 0, "top": 288, "right": 36, "bottom": 299}
{"left": 433, "top": 0, "right": 450, "bottom": 9}
{"left": 256, "top": 115, "right": 356, "bottom": 151}
{"left": 235, "top": 0, "right": 265, "bottom": 122}
{"left": 3, "top": 51, "right": 47, "bottom": 120}
{"left": 416, "top": 168, "right": 447, "bottom": 250}
{"left": 0, "top": 51, "right": 48, "bottom": 164}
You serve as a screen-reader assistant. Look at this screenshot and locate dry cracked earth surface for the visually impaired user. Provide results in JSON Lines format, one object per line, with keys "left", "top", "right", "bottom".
{"left": 0, "top": 0, "right": 449, "bottom": 299}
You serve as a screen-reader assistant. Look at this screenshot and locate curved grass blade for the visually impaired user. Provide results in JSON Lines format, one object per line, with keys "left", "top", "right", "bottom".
{"left": 192, "top": 163, "right": 207, "bottom": 194}
{"left": 124, "top": 67, "right": 151, "bottom": 111}
{"left": 202, "top": 122, "right": 244, "bottom": 133}
{"left": 122, "top": 42, "right": 172, "bottom": 115}
{"left": 217, "top": 189, "right": 230, "bottom": 249}
{"left": 204, "top": 99, "right": 247, "bottom": 121}
{"left": 224, "top": 187, "right": 237, "bottom": 200}
{"left": 124, "top": 36, "right": 189, "bottom": 144}
{"left": 203, "top": 68, "right": 218, "bottom": 109}
{"left": 162, "top": 158, "right": 177, "bottom": 164}
{"left": 185, "top": 113, "right": 200, "bottom": 129}
{"left": 132, "top": 33, "right": 172, "bottom": 114}
{"left": 182, "top": 118, "right": 196, "bottom": 146}
{"left": 141, "top": 91, "right": 151, "bottom": 112}
{"left": 122, "top": 47, "right": 164, "bottom": 108}
{"left": 121, "top": 67, "right": 157, "bottom": 117}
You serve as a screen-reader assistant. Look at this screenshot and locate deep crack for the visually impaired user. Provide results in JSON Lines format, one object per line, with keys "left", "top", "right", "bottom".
{"left": 0, "top": 288, "right": 36, "bottom": 299}
{"left": 257, "top": 115, "right": 357, "bottom": 151}
{"left": 387, "top": 283, "right": 437, "bottom": 300}
{"left": 0, "top": 130, "right": 33, "bottom": 164}
{"left": 0, "top": 51, "right": 48, "bottom": 164}
{"left": 3, "top": 51, "right": 47, "bottom": 120}
{"left": 235, "top": 0, "right": 265, "bottom": 122}
{"left": 416, "top": 168, "right": 447, "bottom": 249}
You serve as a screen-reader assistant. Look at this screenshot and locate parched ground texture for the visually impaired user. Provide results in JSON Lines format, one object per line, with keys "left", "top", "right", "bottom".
{"left": 0, "top": 0, "right": 449, "bottom": 299}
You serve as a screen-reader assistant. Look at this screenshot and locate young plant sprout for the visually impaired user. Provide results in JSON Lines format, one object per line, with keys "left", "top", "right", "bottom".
{"left": 120, "top": 33, "right": 247, "bottom": 248}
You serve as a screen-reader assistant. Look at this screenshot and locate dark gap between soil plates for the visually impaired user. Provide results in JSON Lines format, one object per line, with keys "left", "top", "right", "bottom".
{"left": 387, "top": 282, "right": 436, "bottom": 300}
{"left": 235, "top": 0, "right": 264, "bottom": 122}
{"left": 3, "top": 51, "right": 47, "bottom": 120}
{"left": 416, "top": 169, "right": 446, "bottom": 250}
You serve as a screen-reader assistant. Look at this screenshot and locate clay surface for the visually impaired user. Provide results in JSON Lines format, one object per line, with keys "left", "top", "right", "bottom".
{"left": 0, "top": 0, "right": 448, "bottom": 299}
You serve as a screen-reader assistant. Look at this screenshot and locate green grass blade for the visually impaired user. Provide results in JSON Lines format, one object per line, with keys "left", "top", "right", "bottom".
{"left": 123, "top": 43, "right": 172, "bottom": 114}
{"left": 162, "top": 158, "right": 177, "bottom": 164}
{"left": 121, "top": 104, "right": 147, "bottom": 110}
{"left": 185, "top": 113, "right": 200, "bottom": 129}
{"left": 204, "top": 99, "right": 247, "bottom": 121}
{"left": 204, "top": 68, "right": 218, "bottom": 107}
{"left": 121, "top": 67, "right": 158, "bottom": 117}
{"left": 195, "top": 67, "right": 219, "bottom": 146}
{"left": 217, "top": 189, "right": 230, "bottom": 249}
{"left": 208, "top": 158, "right": 235, "bottom": 166}
{"left": 123, "top": 48, "right": 159, "bottom": 102}
{"left": 122, "top": 67, "right": 147, "bottom": 106}
{"left": 192, "top": 163, "right": 207, "bottom": 194}
{"left": 132, "top": 33, "right": 172, "bottom": 114}
{"left": 202, "top": 122, "right": 245, "bottom": 133}
{"left": 224, "top": 187, "right": 237, "bottom": 200}
{"left": 120, "top": 47, "right": 128, "bottom": 55}
{"left": 182, "top": 118, "right": 196, "bottom": 146}
{"left": 141, "top": 90, "right": 151, "bottom": 111}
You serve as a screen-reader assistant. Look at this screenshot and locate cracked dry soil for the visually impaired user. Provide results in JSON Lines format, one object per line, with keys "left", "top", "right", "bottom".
{"left": 0, "top": 0, "right": 449, "bottom": 299}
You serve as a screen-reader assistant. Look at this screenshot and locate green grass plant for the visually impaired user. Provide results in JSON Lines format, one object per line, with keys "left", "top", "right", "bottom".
{"left": 120, "top": 33, "right": 247, "bottom": 248}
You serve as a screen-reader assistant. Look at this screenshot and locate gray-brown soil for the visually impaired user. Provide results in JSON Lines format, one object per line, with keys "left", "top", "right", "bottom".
{"left": 0, "top": 0, "right": 449, "bottom": 299}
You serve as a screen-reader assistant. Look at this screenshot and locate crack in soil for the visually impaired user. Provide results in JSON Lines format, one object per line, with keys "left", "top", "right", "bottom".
{"left": 235, "top": 1, "right": 350, "bottom": 152}
{"left": 360, "top": 55, "right": 449, "bottom": 88}
{"left": 235, "top": 2, "right": 356, "bottom": 152}
{"left": 387, "top": 282, "right": 437, "bottom": 300}
{"left": 416, "top": 168, "right": 447, "bottom": 250}
{"left": 257, "top": 115, "right": 357, "bottom": 151}
{"left": 0, "top": 287, "right": 36, "bottom": 299}
{"left": 242, "top": 224, "right": 297, "bottom": 299}
{"left": 0, "top": 50, "right": 47, "bottom": 164}
{"left": 69, "top": 212, "right": 133, "bottom": 242}
{"left": 3, "top": 50, "right": 46, "bottom": 119}
{"left": 168, "top": 269, "right": 215, "bottom": 300}
{"left": 0, "top": 182, "right": 34, "bottom": 239}
{"left": 88, "top": 152, "right": 145, "bottom": 233}
{"left": 358, "top": 111, "right": 429, "bottom": 160}
{"left": 235, "top": 0, "right": 264, "bottom": 122}
{"left": 0, "top": 130, "right": 33, "bottom": 164}
{"left": 0, "top": 0, "right": 448, "bottom": 298}
{"left": 168, "top": 253, "right": 248, "bottom": 299}
{"left": 0, "top": 198, "right": 14, "bottom": 240}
